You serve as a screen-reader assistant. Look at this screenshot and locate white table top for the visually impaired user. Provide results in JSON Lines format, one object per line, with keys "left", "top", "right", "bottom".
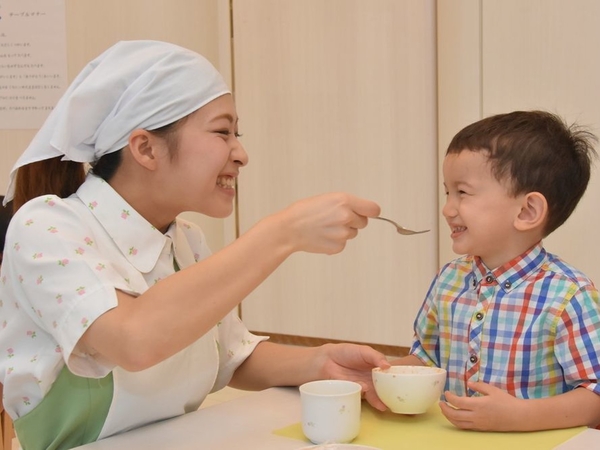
{"left": 73, "top": 387, "right": 307, "bottom": 450}
{"left": 73, "top": 387, "right": 599, "bottom": 450}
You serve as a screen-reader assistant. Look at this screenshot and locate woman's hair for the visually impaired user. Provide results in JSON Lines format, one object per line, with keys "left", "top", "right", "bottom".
{"left": 0, "top": 196, "right": 13, "bottom": 261}
{"left": 12, "top": 115, "right": 191, "bottom": 213}
{"left": 446, "top": 110, "right": 598, "bottom": 235}
{"left": 12, "top": 158, "right": 86, "bottom": 213}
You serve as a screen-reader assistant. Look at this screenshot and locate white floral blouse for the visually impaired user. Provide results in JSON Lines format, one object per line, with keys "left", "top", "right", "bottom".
{"left": 0, "top": 174, "right": 266, "bottom": 437}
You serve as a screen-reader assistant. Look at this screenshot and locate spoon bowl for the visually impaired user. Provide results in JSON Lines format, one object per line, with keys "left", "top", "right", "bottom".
{"left": 371, "top": 216, "right": 429, "bottom": 236}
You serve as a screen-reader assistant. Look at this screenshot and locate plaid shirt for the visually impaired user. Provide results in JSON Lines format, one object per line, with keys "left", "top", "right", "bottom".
{"left": 410, "top": 242, "right": 600, "bottom": 399}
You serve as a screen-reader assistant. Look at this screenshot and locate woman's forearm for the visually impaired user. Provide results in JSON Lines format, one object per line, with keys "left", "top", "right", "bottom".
{"left": 81, "top": 193, "right": 379, "bottom": 371}
{"left": 229, "top": 342, "right": 325, "bottom": 390}
{"left": 82, "top": 215, "right": 295, "bottom": 370}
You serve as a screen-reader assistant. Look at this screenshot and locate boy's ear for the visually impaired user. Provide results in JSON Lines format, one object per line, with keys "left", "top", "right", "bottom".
{"left": 514, "top": 192, "right": 548, "bottom": 232}
{"left": 126, "top": 129, "right": 164, "bottom": 170}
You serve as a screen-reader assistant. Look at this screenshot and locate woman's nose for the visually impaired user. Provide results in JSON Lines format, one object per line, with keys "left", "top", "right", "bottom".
{"left": 232, "top": 140, "right": 248, "bottom": 166}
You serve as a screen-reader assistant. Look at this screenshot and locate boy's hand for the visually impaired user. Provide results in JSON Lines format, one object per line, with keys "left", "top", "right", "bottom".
{"left": 439, "top": 381, "right": 525, "bottom": 431}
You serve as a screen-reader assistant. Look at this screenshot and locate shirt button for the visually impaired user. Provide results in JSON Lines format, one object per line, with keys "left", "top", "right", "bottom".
{"left": 469, "top": 354, "right": 478, "bottom": 363}
{"left": 485, "top": 275, "right": 494, "bottom": 283}
{"left": 475, "top": 312, "right": 484, "bottom": 321}
{"left": 503, "top": 281, "right": 512, "bottom": 289}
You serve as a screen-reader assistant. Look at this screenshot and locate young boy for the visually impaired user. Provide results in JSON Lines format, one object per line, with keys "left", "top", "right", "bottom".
{"left": 395, "top": 111, "right": 600, "bottom": 431}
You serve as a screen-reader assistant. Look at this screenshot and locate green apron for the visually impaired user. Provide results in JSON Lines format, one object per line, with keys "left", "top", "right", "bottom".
{"left": 14, "top": 365, "right": 112, "bottom": 450}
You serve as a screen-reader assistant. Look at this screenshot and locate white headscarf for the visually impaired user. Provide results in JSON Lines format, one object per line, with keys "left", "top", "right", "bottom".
{"left": 4, "top": 40, "right": 230, "bottom": 205}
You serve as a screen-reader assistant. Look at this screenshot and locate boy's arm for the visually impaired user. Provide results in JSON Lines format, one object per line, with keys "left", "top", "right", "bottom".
{"left": 441, "top": 382, "right": 600, "bottom": 431}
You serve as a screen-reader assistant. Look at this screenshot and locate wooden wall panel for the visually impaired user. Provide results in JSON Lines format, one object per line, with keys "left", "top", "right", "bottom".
{"left": 233, "top": 0, "right": 438, "bottom": 347}
{"left": 438, "top": 0, "right": 600, "bottom": 285}
{"left": 0, "top": 0, "right": 232, "bottom": 251}
{"left": 480, "top": 0, "right": 600, "bottom": 284}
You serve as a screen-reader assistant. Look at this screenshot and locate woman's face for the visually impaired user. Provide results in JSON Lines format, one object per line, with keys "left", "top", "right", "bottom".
{"left": 157, "top": 94, "right": 248, "bottom": 219}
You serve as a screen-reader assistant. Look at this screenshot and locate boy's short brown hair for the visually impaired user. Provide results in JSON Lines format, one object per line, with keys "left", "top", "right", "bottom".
{"left": 446, "top": 111, "right": 597, "bottom": 235}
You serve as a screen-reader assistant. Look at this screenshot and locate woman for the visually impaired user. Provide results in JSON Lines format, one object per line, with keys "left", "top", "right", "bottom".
{"left": 0, "top": 40, "right": 389, "bottom": 449}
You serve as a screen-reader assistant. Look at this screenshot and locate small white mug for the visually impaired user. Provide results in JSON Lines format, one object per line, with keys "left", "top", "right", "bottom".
{"left": 299, "top": 379, "right": 362, "bottom": 444}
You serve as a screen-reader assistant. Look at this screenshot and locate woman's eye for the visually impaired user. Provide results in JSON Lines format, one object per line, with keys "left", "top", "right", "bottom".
{"left": 215, "top": 130, "right": 243, "bottom": 138}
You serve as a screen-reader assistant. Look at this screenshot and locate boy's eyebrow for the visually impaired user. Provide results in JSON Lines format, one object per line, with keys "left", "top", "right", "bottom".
{"left": 445, "top": 180, "right": 476, "bottom": 190}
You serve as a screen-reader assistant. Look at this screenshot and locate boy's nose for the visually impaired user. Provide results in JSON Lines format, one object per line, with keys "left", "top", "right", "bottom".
{"left": 442, "top": 198, "right": 456, "bottom": 219}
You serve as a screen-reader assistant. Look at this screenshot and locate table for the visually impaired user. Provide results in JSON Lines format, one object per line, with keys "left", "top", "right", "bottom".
{"left": 73, "top": 387, "right": 598, "bottom": 450}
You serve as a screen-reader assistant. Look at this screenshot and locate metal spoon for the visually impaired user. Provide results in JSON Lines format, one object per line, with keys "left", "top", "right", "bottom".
{"left": 371, "top": 216, "right": 430, "bottom": 236}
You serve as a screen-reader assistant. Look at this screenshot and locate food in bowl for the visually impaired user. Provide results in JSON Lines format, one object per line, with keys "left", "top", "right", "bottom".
{"left": 372, "top": 365, "right": 446, "bottom": 414}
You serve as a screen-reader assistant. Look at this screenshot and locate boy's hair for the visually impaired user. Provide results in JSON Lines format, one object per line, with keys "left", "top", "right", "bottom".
{"left": 446, "top": 110, "right": 597, "bottom": 236}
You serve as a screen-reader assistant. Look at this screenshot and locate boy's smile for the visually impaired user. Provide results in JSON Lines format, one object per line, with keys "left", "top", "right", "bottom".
{"left": 442, "top": 150, "right": 526, "bottom": 269}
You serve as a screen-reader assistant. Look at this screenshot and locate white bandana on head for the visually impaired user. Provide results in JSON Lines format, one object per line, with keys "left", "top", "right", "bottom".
{"left": 4, "top": 40, "right": 231, "bottom": 205}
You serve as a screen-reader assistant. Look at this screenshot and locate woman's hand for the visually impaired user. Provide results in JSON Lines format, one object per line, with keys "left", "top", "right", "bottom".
{"left": 230, "top": 341, "right": 390, "bottom": 411}
{"left": 273, "top": 192, "right": 381, "bottom": 255}
{"left": 317, "top": 343, "right": 390, "bottom": 411}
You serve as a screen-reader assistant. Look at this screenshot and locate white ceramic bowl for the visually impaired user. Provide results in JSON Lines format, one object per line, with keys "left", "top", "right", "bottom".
{"left": 298, "top": 445, "right": 381, "bottom": 450}
{"left": 372, "top": 365, "right": 446, "bottom": 414}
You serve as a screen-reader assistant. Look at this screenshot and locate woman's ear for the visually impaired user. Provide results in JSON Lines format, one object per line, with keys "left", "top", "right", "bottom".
{"left": 126, "top": 129, "right": 165, "bottom": 171}
{"left": 514, "top": 192, "right": 548, "bottom": 232}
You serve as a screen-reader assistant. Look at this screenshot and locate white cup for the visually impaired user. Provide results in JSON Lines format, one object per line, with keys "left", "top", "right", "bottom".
{"left": 299, "top": 379, "right": 362, "bottom": 444}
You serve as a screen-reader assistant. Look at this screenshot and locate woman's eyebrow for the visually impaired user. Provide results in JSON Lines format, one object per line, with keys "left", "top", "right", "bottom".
{"left": 209, "top": 113, "right": 237, "bottom": 124}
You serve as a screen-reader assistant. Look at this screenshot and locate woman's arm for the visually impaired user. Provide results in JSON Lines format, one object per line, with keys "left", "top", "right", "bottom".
{"left": 229, "top": 341, "right": 391, "bottom": 411}
{"left": 79, "top": 193, "right": 380, "bottom": 371}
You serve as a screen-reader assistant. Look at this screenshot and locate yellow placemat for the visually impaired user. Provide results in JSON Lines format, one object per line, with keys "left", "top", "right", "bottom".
{"left": 273, "top": 404, "right": 586, "bottom": 450}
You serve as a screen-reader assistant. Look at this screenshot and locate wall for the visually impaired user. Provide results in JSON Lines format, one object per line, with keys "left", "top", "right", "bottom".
{"left": 438, "top": 0, "right": 600, "bottom": 285}
{"left": 232, "top": 0, "right": 438, "bottom": 348}
{"left": 0, "top": 0, "right": 233, "bottom": 251}
{"left": 2, "top": 0, "right": 599, "bottom": 351}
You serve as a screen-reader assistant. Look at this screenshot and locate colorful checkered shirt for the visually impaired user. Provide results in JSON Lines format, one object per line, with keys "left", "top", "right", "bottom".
{"left": 410, "top": 242, "right": 600, "bottom": 399}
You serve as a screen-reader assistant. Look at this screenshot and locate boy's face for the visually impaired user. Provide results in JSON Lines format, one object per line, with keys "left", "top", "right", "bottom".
{"left": 442, "top": 150, "right": 525, "bottom": 269}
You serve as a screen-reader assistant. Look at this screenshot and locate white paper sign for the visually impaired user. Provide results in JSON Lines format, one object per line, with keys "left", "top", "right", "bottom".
{"left": 0, "top": 0, "right": 67, "bottom": 129}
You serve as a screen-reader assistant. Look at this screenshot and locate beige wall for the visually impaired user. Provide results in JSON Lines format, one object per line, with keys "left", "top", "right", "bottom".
{"left": 232, "top": 0, "right": 438, "bottom": 347}
{"left": 0, "top": 0, "right": 233, "bottom": 251}
{"left": 2, "top": 0, "right": 599, "bottom": 348}
{"left": 438, "top": 0, "right": 600, "bottom": 285}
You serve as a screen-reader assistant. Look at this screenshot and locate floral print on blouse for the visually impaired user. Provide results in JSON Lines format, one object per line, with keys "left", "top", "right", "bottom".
{"left": 0, "top": 174, "right": 267, "bottom": 420}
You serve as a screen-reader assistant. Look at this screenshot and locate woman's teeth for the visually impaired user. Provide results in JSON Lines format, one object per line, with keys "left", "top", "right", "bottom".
{"left": 453, "top": 226, "right": 466, "bottom": 232}
{"left": 217, "top": 177, "right": 235, "bottom": 189}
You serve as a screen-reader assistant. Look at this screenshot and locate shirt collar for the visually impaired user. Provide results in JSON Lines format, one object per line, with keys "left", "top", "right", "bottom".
{"left": 75, "top": 174, "right": 170, "bottom": 273}
{"left": 471, "top": 242, "right": 546, "bottom": 292}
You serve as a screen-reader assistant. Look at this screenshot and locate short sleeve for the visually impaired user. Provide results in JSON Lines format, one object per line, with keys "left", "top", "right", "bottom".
{"left": 211, "top": 310, "right": 269, "bottom": 392}
{"left": 3, "top": 196, "right": 132, "bottom": 376}
{"left": 554, "top": 283, "right": 600, "bottom": 395}
{"left": 410, "top": 272, "right": 441, "bottom": 367}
